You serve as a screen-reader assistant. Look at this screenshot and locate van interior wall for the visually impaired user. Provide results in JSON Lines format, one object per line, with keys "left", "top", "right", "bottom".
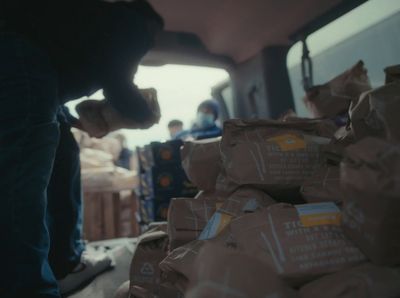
{"left": 232, "top": 46, "right": 295, "bottom": 119}
{"left": 142, "top": 32, "right": 234, "bottom": 69}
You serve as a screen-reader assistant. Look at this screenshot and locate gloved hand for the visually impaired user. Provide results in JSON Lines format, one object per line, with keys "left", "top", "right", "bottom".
{"left": 76, "top": 88, "right": 161, "bottom": 138}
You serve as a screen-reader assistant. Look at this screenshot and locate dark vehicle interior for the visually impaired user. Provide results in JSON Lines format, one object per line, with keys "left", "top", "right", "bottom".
{"left": 60, "top": 0, "right": 400, "bottom": 296}
{"left": 143, "top": 0, "right": 367, "bottom": 120}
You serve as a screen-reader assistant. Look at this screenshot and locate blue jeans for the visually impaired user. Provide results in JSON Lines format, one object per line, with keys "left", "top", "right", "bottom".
{"left": 47, "top": 109, "right": 85, "bottom": 280}
{"left": 0, "top": 33, "right": 83, "bottom": 297}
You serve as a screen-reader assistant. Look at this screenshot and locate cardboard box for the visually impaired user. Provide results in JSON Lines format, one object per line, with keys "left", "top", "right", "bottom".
{"left": 83, "top": 190, "right": 139, "bottom": 241}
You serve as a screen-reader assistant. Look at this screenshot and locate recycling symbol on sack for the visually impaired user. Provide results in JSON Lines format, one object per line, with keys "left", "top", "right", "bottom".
{"left": 140, "top": 262, "right": 155, "bottom": 276}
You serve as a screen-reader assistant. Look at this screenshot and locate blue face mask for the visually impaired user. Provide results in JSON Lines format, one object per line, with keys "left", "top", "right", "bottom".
{"left": 196, "top": 112, "right": 215, "bottom": 129}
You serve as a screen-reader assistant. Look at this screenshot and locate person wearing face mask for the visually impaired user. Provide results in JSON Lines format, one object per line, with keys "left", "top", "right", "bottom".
{"left": 175, "top": 100, "right": 222, "bottom": 140}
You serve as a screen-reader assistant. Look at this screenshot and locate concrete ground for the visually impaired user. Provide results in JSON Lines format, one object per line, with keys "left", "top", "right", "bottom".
{"left": 65, "top": 238, "right": 137, "bottom": 298}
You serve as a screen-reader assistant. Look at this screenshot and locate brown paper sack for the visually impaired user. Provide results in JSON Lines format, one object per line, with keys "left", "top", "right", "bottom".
{"left": 300, "top": 165, "right": 342, "bottom": 204}
{"left": 160, "top": 240, "right": 205, "bottom": 294}
{"left": 218, "top": 187, "right": 276, "bottom": 217}
{"left": 231, "top": 203, "right": 366, "bottom": 286}
{"left": 215, "top": 166, "right": 240, "bottom": 196}
{"left": 129, "top": 285, "right": 182, "bottom": 298}
{"left": 349, "top": 81, "right": 400, "bottom": 142}
{"left": 334, "top": 125, "right": 356, "bottom": 147}
{"left": 385, "top": 64, "right": 400, "bottom": 84}
{"left": 299, "top": 263, "right": 400, "bottom": 298}
{"left": 194, "top": 190, "right": 226, "bottom": 201}
{"left": 185, "top": 242, "right": 299, "bottom": 298}
{"left": 220, "top": 119, "right": 334, "bottom": 198}
{"left": 341, "top": 137, "right": 400, "bottom": 266}
{"left": 129, "top": 231, "right": 180, "bottom": 298}
{"left": 167, "top": 198, "right": 220, "bottom": 250}
{"left": 160, "top": 228, "right": 235, "bottom": 294}
{"left": 197, "top": 187, "right": 276, "bottom": 242}
{"left": 181, "top": 137, "right": 221, "bottom": 191}
{"left": 304, "top": 61, "right": 371, "bottom": 118}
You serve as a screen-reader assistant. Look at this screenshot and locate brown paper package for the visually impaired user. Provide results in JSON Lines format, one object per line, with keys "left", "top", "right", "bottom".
{"left": 181, "top": 137, "right": 221, "bottom": 191}
{"left": 299, "top": 263, "right": 400, "bottom": 298}
{"left": 185, "top": 242, "right": 299, "bottom": 298}
{"left": 218, "top": 187, "right": 276, "bottom": 217}
{"left": 300, "top": 165, "right": 342, "bottom": 204}
{"left": 194, "top": 190, "right": 227, "bottom": 201}
{"left": 219, "top": 119, "right": 334, "bottom": 200}
{"left": 349, "top": 81, "right": 400, "bottom": 142}
{"left": 341, "top": 137, "right": 400, "bottom": 266}
{"left": 160, "top": 227, "right": 235, "bottom": 294}
{"left": 167, "top": 188, "right": 273, "bottom": 251}
{"left": 129, "top": 231, "right": 181, "bottom": 298}
{"left": 197, "top": 187, "right": 276, "bottom": 242}
{"left": 304, "top": 61, "right": 371, "bottom": 118}
{"left": 334, "top": 125, "right": 356, "bottom": 147}
{"left": 231, "top": 204, "right": 366, "bottom": 286}
{"left": 167, "top": 198, "right": 220, "bottom": 250}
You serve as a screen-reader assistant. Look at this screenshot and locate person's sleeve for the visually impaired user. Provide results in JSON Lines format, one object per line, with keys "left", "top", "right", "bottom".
{"left": 102, "top": 77, "right": 153, "bottom": 123}
{"left": 59, "top": 106, "right": 80, "bottom": 126}
{"left": 95, "top": 1, "right": 155, "bottom": 123}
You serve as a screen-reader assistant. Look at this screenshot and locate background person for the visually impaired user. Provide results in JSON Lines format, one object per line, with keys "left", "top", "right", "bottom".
{"left": 168, "top": 119, "right": 184, "bottom": 139}
{"left": 175, "top": 99, "right": 222, "bottom": 140}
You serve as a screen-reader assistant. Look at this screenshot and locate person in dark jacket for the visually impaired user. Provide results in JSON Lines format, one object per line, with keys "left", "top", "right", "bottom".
{"left": 0, "top": 0, "right": 163, "bottom": 296}
{"left": 175, "top": 99, "right": 222, "bottom": 140}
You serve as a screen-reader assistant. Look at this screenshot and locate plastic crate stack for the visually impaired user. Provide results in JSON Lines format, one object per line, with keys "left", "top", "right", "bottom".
{"left": 136, "top": 140, "right": 198, "bottom": 225}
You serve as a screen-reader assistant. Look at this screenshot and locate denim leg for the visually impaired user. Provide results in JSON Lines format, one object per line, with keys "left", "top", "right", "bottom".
{"left": 0, "top": 34, "right": 60, "bottom": 297}
{"left": 47, "top": 110, "right": 85, "bottom": 279}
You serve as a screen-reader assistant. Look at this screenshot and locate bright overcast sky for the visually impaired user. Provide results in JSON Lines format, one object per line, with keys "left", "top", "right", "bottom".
{"left": 66, "top": 64, "right": 229, "bottom": 148}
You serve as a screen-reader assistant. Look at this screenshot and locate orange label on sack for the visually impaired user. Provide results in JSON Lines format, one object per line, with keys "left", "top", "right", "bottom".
{"left": 268, "top": 133, "right": 306, "bottom": 151}
{"left": 300, "top": 212, "right": 342, "bottom": 227}
{"left": 295, "top": 202, "right": 341, "bottom": 227}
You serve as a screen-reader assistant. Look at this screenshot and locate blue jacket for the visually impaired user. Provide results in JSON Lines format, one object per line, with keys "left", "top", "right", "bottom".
{"left": 175, "top": 124, "right": 222, "bottom": 140}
